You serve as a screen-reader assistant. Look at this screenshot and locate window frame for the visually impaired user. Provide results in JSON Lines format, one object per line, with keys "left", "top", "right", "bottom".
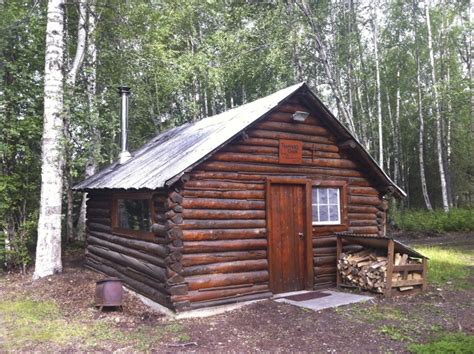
{"left": 111, "top": 192, "right": 154, "bottom": 240}
{"left": 311, "top": 180, "right": 348, "bottom": 227}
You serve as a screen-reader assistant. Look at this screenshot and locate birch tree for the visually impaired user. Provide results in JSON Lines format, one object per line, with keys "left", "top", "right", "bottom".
{"left": 425, "top": 0, "right": 450, "bottom": 212}
{"left": 34, "top": 0, "right": 66, "bottom": 279}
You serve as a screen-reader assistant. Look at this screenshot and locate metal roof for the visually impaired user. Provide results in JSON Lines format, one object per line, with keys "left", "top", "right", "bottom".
{"left": 74, "top": 82, "right": 405, "bottom": 197}
{"left": 336, "top": 233, "right": 427, "bottom": 259}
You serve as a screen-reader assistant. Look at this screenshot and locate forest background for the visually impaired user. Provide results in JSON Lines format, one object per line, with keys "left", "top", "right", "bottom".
{"left": 0, "top": 0, "right": 472, "bottom": 270}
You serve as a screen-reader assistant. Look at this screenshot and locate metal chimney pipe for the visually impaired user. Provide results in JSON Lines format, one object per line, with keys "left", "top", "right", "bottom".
{"left": 118, "top": 86, "right": 132, "bottom": 164}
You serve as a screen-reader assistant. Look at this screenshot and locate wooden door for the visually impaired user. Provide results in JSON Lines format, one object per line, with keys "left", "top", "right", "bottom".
{"left": 267, "top": 179, "right": 313, "bottom": 294}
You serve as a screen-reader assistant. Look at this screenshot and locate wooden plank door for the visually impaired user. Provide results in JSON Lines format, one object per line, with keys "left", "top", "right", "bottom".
{"left": 267, "top": 179, "right": 313, "bottom": 294}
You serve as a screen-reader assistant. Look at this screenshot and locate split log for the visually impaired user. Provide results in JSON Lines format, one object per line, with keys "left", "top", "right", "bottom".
{"left": 88, "top": 245, "right": 167, "bottom": 282}
{"left": 198, "top": 161, "right": 364, "bottom": 178}
{"left": 181, "top": 250, "right": 267, "bottom": 266}
{"left": 86, "top": 256, "right": 171, "bottom": 307}
{"left": 256, "top": 121, "right": 331, "bottom": 137}
{"left": 185, "top": 180, "right": 265, "bottom": 191}
{"left": 186, "top": 270, "right": 269, "bottom": 291}
{"left": 182, "top": 228, "right": 266, "bottom": 241}
{"left": 171, "top": 284, "right": 269, "bottom": 303}
{"left": 183, "top": 239, "right": 267, "bottom": 253}
{"left": 182, "top": 259, "right": 268, "bottom": 277}
{"left": 182, "top": 198, "right": 265, "bottom": 210}
{"left": 248, "top": 129, "right": 334, "bottom": 145}
{"left": 88, "top": 235, "right": 166, "bottom": 268}
{"left": 182, "top": 190, "right": 265, "bottom": 200}
{"left": 88, "top": 230, "right": 168, "bottom": 258}
{"left": 183, "top": 209, "right": 265, "bottom": 220}
{"left": 182, "top": 219, "right": 266, "bottom": 230}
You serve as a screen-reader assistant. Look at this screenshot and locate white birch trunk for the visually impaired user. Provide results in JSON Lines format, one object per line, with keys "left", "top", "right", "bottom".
{"left": 66, "top": 0, "right": 87, "bottom": 86}
{"left": 77, "top": 0, "right": 98, "bottom": 241}
{"left": 372, "top": 1, "right": 383, "bottom": 168}
{"left": 34, "top": 0, "right": 66, "bottom": 279}
{"left": 425, "top": 0, "right": 450, "bottom": 211}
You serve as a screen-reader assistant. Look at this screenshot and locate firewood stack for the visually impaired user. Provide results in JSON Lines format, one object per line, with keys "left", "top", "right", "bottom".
{"left": 338, "top": 249, "right": 423, "bottom": 293}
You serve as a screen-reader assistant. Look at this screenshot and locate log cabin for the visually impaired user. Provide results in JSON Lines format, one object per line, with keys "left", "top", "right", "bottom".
{"left": 74, "top": 82, "right": 406, "bottom": 312}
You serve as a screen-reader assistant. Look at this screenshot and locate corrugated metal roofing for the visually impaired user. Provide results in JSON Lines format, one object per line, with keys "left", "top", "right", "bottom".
{"left": 336, "top": 233, "right": 427, "bottom": 259}
{"left": 74, "top": 82, "right": 405, "bottom": 197}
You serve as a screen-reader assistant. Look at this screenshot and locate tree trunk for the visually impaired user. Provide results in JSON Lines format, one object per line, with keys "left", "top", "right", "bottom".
{"left": 372, "top": 0, "right": 383, "bottom": 168}
{"left": 425, "top": 0, "right": 450, "bottom": 211}
{"left": 66, "top": 0, "right": 87, "bottom": 86}
{"left": 76, "top": 0, "right": 99, "bottom": 241}
{"left": 414, "top": 0, "right": 433, "bottom": 211}
{"left": 34, "top": 0, "right": 66, "bottom": 279}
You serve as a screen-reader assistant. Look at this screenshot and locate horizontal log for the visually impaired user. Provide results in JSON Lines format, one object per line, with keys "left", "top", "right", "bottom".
{"left": 182, "top": 198, "right": 265, "bottom": 210}
{"left": 183, "top": 239, "right": 267, "bottom": 253}
{"left": 171, "top": 284, "right": 269, "bottom": 303}
{"left": 87, "top": 230, "right": 168, "bottom": 258}
{"left": 181, "top": 250, "right": 267, "bottom": 266}
{"left": 168, "top": 284, "right": 188, "bottom": 296}
{"left": 256, "top": 121, "right": 331, "bottom": 137}
{"left": 182, "top": 189, "right": 265, "bottom": 200}
{"left": 185, "top": 180, "right": 265, "bottom": 191}
{"left": 312, "top": 225, "right": 348, "bottom": 234}
{"left": 88, "top": 245, "right": 167, "bottom": 283}
{"left": 183, "top": 209, "right": 265, "bottom": 220}
{"left": 314, "top": 266, "right": 337, "bottom": 276}
{"left": 349, "top": 219, "right": 379, "bottom": 227}
{"left": 88, "top": 235, "right": 166, "bottom": 268}
{"left": 186, "top": 270, "right": 269, "bottom": 291}
{"left": 313, "top": 247, "right": 337, "bottom": 256}
{"left": 221, "top": 144, "right": 341, "bottom": 159}
{"left": 86, "top": 200, "right": 111, "bottom": 209}
{"left": 182, "top": 259, "right": 267, "bottom": 277}
{"left": 199, "top": 161, "right": 364, "bottom": 178}
{"left": 348, "top": 213, "right": 377, "bottom": 220}
{"left": 88, "top": 208, "right": 110, "bottom": 217}
{"left": 249, "top": 129, "right": 335, "bottom": 145}
{"left": 86, "top": 217, "right": 111, "bottom": 226}
{"left": 350, "top": 195, "right": 382, "bottom": 206}
{"left": 349, "top": 187, "right": 380, "bottom": 196}
{"left": 277, "top": 103, "right": 311, "bottom": 115}
{"left": 312, "top": 236, "right": 336, "bottom": 248}
{"left": 314, "top": 274, "right": 336, "bottom": 283}
{"left": 86, "top": 256, "right": 171, "bottom": 307}
{"left": 182, "top": 219, "right": 266, "bottom": 230}
{"left": 188, "top": 291, "right": 272, "bottom": 310}
{"left": 211, "top": 152, "right": 357, "bottom": 169}
{"left": 191, "top": 171, "right": 268, "bottom": 182}
{"left": 87, "top": 222, "right": 112, "bottom": 233}
{"left": 392, "top": 279, "right": 424, "bottom": 287}
{"left": 348, "top": 226, "right": 379, "bottom": 234}
{"left": 182, "top": 228, "right": 266, "bottom": 241}
{"left": 347, "top": 205, "right": 379, "bottom": 214}
{"left": 240, "top": 137, "right": 340, "bottom": 153}
{"left": 269, "top": 110, "right": 322, "bottom": 125}
{"left": 313, "top": 255, "right": 337, "bottom": 266}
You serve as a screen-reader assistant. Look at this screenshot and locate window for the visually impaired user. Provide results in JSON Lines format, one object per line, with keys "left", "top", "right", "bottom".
{"left": 112, "top": 193, "right": 153, "bottom": 238}
{"left": 312, "top": 187, "right": 341, "bottom": 225}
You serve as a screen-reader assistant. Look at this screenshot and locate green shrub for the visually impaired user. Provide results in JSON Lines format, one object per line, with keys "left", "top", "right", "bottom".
{"left": 408, "top": 333, "right": 474, "bottom": 353}
{"left": 391, "top": 208, "right": 474, "bottom": 233}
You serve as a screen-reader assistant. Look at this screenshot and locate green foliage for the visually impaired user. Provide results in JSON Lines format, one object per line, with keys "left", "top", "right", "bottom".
{"left": 415, "top": 246, "right": 473, "bottom": 289}
{"left": 408, "top": 333, "right": 474, "bottom": 354}
{"left": 391, "top": 208, "right": 474, "bottom": 233}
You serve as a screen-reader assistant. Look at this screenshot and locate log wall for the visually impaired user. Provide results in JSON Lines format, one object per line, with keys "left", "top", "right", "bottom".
{"left": 85, "top": 190, "right": 187, "bottom": 310}
{"left": 177, "top": 97, "right": 388, "bottom": 309}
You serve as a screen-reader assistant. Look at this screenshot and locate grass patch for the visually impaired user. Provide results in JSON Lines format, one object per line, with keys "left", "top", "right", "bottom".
{"left": 415, "top": 246, "right": 473, "bottom": 289}
{"left": 408, "top": 332, "right": 474, "bottom": 353}
{"left": 391, "top": 208, "right": 474, "bottom": 233}
{"left": 0, "top": 298, "right": 188, "bottom": 350}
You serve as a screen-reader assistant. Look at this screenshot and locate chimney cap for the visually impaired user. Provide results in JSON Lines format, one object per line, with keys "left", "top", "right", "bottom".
{"left": 118, "top": 86, "right": 131, "bottom": 95}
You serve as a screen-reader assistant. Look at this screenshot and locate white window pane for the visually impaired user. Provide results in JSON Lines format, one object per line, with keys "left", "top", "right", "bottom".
{"left": 328, "top": 188, "right": 339, "bottom": 204}
{"left": 329, "top": 205, "right": 339, "bottom": 222}
{"left": 312, "top": 188, "right": 319, "bottom": 205}
{"left": 318, "top": 188, "right": 328, "bottom": 204}
{"left": 319, "top": 205, "right": 329, "bottom": 221}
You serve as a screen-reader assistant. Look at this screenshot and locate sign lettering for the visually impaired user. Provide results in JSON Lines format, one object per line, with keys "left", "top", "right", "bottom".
{"left": 279, "top": 139, "right": 303, "bottom": 164}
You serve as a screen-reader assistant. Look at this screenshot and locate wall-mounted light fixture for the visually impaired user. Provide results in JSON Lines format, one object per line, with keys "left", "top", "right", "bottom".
{"left": 291, "top": 111, "right": 309, "bottom": 122}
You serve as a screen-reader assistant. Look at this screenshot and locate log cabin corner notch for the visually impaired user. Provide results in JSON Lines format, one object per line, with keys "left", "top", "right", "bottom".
{"left": 74, "top": 82, "right": 406, "bottom": 312}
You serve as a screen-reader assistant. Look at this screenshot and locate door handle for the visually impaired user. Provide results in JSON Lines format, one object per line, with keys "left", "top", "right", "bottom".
{"left": 298, "top": 232, "right": 304, "bottom": 239}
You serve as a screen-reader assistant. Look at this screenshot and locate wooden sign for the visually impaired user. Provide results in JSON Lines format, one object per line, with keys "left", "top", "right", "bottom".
{"left": 279, "top": 139, "right": 303, "bottom": 164}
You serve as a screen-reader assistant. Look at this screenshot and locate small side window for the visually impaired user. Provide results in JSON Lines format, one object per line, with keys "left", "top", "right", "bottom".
{"left": 112, "top": 193, "right": 153, "bottom": 239}
{"left": 312, "top": 187, "right": 341, "bottom": 225}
